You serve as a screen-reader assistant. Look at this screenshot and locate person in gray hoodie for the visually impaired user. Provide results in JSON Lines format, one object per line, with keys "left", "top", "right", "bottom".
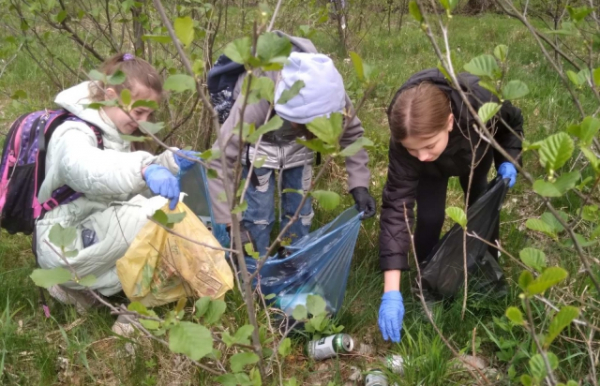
{"left": 207, "top": 35, "right": 375, "bottom": 256}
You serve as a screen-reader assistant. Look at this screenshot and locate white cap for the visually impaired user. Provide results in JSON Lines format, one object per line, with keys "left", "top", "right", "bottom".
{"left": 274, "top": 52, "right": 346, "bottom": 124}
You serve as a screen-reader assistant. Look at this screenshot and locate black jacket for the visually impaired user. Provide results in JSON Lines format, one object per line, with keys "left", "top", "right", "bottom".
{"left": 379, "top": 68, "right": 524, "bottom": 271}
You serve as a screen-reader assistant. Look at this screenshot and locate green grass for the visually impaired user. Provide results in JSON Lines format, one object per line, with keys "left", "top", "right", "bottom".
{"left": 0, "top": 7, "right": 597, "bottom": 386}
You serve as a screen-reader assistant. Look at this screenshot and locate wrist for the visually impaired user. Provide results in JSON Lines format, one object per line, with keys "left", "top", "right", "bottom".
{"left": 383, "top": 269, "right": 401, "bottom": 293}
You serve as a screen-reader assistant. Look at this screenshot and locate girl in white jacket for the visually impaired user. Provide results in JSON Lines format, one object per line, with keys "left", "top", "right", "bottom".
{"left": 36, "top": 53, "right": 196, "bottom": 332}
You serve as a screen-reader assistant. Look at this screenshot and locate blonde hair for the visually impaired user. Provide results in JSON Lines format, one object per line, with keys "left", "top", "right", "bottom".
{"left": 89, "top": 53, "right": 163, "bottom": 102}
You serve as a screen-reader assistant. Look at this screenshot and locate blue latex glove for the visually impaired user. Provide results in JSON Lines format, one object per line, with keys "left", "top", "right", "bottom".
{"left": 144, "top": 164, "right": 180, "bottom": 210}
{"left": 174, "top": 150, "right": 200, "bottom": 174}
{"left": 378, "top": 290, "right": 405, "bottom": 343}
{"left": 498, "top": 162, "right": 517, "bottom": 188}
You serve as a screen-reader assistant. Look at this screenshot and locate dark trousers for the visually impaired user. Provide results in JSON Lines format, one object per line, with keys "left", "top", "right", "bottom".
{"left": 414, "top": 152, "right": 498, "bottom": 264}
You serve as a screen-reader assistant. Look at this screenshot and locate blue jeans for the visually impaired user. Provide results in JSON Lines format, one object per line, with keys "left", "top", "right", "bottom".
{"left": 242, "top": 164, "right": 314, "bottom": 256}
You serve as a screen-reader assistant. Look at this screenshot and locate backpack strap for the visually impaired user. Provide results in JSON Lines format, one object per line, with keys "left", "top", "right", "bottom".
{"left": 35, "top": 110, "right": 104, "bottom": 218}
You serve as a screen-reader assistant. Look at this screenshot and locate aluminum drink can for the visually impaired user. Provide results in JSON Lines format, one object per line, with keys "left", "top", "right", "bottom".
{"left": 305, "top": 334, "right": 354, "bottom": 360}
{"left": 364, "top": 369, "right": 388, "bottom": 386}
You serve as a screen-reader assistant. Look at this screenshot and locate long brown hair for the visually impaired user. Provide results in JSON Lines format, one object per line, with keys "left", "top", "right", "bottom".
{"left": 388, "top": 82, "right": 451, "bottom": 142}
{"left": 90, "top": 53, "right": 162, "bottom": 152}
{"left": 89, "top": 53, "right": 163, "bottom": 102}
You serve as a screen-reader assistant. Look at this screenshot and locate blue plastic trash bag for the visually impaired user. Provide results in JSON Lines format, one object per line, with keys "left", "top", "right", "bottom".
{"left": 180, "top": 164, "right": 229, "bottom": 248}
{"left": 246, "top": 207, "right": 362, "bottom": 316}
{"left": 180, "top": 165, "right": 362, "bottom": 316}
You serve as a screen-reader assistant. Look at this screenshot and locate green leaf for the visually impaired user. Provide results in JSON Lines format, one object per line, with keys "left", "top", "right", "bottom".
{"left": 520, "top": 374, "right": 533, "bottom": 386}
{"left": 152, "top": 209, "right": 169, "bottom": 226}
{"left": 56, "top": 10, "right": 68, "bottom": 23}
{"left": 563, "top": 233, "right": 596, "bottom": 248}
{"left": 131, "top": 100, "right": 158, "bottom": 110}
{"left": 349, "top": 51, "right": 365, "bottom": 81}
{"left": 140, "top": 319, "right": 160, "bottom": 330}
{"left": 568, "top": 116, "right": 600, "bottom": 146}
{"left": 527, "top": 267, "right": 568, "bottom": 295}
{"left": 408, "top": 1, "right": 423, "bottom": 22}
{"left": 505, "top": 307, "right": 524, "bottom": 325}
{"left": 533, "top": 171, "right": 580, "bottom": 197}
{"left": 312, "top": 190, "right": 340, "bottom": 210}
{"left": 567, "top": 6, "right": 593, "bottom": 22}
{"left": 580, "top": 147, "right": 600, "bottom": 174}
{"left": 494, "top": 44, "right": 509, "bottom": 62}
{"left": 78, "top": 274, "right": 97, "bottom": 287}
{"left": 593, "top": 67, "right": 600, "bottom": 87}
{"left": 306, "top": 294, "right": 327, "bottom": 316}
{"left": 107, "top": 70, "right": 126, "bottom": 85}
{"left": 64, "top": 250, "right": 78, "bottom": 258}
{"left": 539, "top": 132, "right": 574, "bottom": 173}
{"left": 174, "top": 16, "right": 194, "bottom": 47}
{"left": 166, "top": 212, "right": 186, "bottom": 225}
{"left": 207, "top": 168, "right": 218, "bottom": 179}
{"left": 284, "top": 378, "right": 298, "bottom": 386}
{"left": 217, "top": 373, "right": 253, "bottom": 386}
{"left": 340, "top": 137, "right": 373, "bottom": 157}
{"left": 446, "top": 206, "right": 467, "bottom": 228}
{"left": 519, "top": 271, "right": 534, "bottom": 292}
{"left": 49, "top": 224, "right": 77, "bottom": 248}
{"left": 233, "top": 325, "right": 254, "bottom": 346}
{"left": 526, "top": 218, "right": 556, "bottom": 238}
{"left": 567, "top": 70, "right": 583, "bottom": 86}
{"left": 195, "top": 297, "right": 211, "bottom": 318}
{"left": 541, "top": 211, "right": 567, "bottom": 233}
{"left": 247, "top": 116, "right": 283, "bottom": 143}
{"left": 232, "top": 201, "right": 248, "bottom": 214}
{"left": 128, "top": 301, "right": 149, "bottom": 315}
{"left": 278, "top": 337, "right": 292, "bottom": 358}
{"left": 464, "top": 54, "right": 500, "bottom": 79}
{"left": 519, "top": 248, "right": 547, "bottom": 272}
{"left": 10, "top": 90, "right": 27, "bottom": 100}
{"left": 138, "top": 121, "right": 164, "bottom": 135}
{"left": 120, "top": 89, "right": 131, "bottom": 106}
{"left": 306, "top": 112, "right": 343, "bottom": 145}
{"left": 478, "top": 81, "right": 500, "bottom": 98}
{"left": 142, "top": 35, "right": 172, "bottom": 44}
{"left": 88, "top": 69, "right": 106, "bottom": 82}
{"left": 230, "top": 352, "right": 259, "bottom": 373}
{"left": 582, "top": 205, "right": 599, "bottom": 222}
{"left": 265, "top": 293, "right": 276, "bottom": 300}
{"left": 478, "top": 102, "right": 501, "bottom": 123}
{"left": 529, "top": 354, "right": 547, "bottom": 380}
{"left": 199, "top": 149, "right": 221, "bottom": 162}
{"left": 222, "top": 332, "right": 236, "bottom": 348}
{"left": 254, "top": 156, "right": 267, "bottom": 168}
{"left": 292, "top": 304, "right": 307, "bottom": 320}
{"left": 224, "top": 37, "right": 252, "bottom": 65}
{"left": 276, "top": 80, "right": 305, "bottom": 105}
{"left": 502, "top": 80, "right": 529, "bottom": 100}
{"left": 169, "top": 321, "right": 213, "bottom": 360}
{"left": 164, "top": 74, "right": 196, "bottom": 92}
{"left": 204, "top": 299, "right": 227, "bottom": 325}
{"left": 30, "top": 268, "right": 72, "bottom": 288}
{"left": 296, "top": 138, "right": 332, "bottom": 154}
{"left": 256, "top": 32, "right": 292, "bottom": 64}
{"left": 545, "top": 306, "right": 579, "bottom": 347}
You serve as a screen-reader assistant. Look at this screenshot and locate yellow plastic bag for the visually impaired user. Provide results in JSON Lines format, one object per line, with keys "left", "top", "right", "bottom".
{"left": 116, "top": 201, "right": 233, "bottom": 307}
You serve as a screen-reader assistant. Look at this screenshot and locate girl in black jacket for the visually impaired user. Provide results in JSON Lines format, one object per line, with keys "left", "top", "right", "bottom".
{"left": 377, "top": 68, "right": 524, "bottom": 343}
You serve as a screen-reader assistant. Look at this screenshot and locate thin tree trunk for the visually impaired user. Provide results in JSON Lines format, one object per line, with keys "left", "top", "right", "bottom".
{"left": 398, "top": 0, "right": 407, "bottom": 31}
{"left": 131, "top": 0, "right": 146, "bottom": 57}
{"left": 388, "top": 0, "right": 392, "bottom": 34}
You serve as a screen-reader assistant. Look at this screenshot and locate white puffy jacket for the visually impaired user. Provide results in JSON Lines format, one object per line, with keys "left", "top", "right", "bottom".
{"left": 35, "top": 82, "right": 178, "bottom": 296}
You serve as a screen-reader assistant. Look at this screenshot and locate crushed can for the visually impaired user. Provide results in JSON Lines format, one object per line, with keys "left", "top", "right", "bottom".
{"left": 306, "top": 334, "right": 354, "bottom": 360}
{"left": 386, "top": 354, "right": 404, "bottom": 374}
{"left": 364, "top": 369, "right": 388, "bottom": 386}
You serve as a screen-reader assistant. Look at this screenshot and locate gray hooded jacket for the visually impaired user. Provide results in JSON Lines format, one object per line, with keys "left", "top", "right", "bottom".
{"left": 207, "top": 32, "right": 370, "bottom": 224}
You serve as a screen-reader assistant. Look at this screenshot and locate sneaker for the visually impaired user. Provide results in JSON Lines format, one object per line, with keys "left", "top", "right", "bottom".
{"left": 111, "top": 315, "right": 135, "bottom": 338}
{"left": 47, "top": 285, "right": 101, "bottom": 315}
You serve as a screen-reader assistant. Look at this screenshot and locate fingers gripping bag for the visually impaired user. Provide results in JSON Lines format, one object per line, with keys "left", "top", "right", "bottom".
{"left": 116, "top": 201, "right": 234, "bottom": 307}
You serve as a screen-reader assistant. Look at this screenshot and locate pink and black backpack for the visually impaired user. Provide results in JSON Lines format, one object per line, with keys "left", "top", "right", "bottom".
{"left": 0, "top": 109, "right": 104, "bottom": 235}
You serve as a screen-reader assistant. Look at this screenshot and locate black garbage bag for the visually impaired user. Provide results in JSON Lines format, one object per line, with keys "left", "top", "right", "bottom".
{"left": 421, "top": 177, "right": 509, "bottom": 298}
